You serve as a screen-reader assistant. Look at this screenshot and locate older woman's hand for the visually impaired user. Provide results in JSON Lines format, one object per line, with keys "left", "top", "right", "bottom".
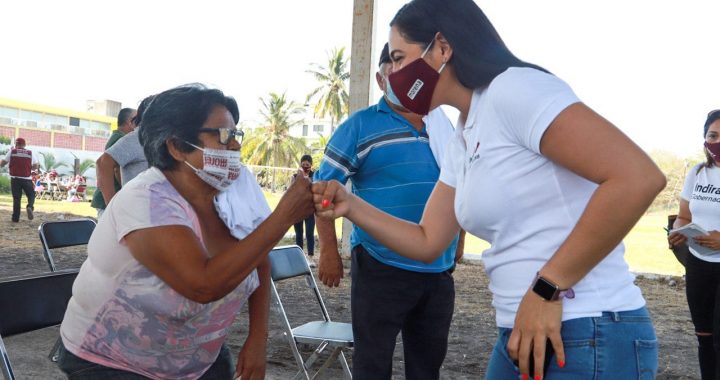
{"left": 275, "top": 170, "right": 315, "bottom": 225}
{"left": 234, "top": 336, "right": 267, "bottom": 380}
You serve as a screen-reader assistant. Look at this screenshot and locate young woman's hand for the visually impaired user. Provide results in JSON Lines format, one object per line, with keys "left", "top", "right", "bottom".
{"left": 667, "top": 232, "right": 688, "bottom": 248}
{"left": 694, "top": 230, "right": 720, "bottom": 250}
{"left": 312, "top": 180, "right": 353, "bottom": 219}
{"left": 507, "top": 289, "right": 565, "bottom": 380}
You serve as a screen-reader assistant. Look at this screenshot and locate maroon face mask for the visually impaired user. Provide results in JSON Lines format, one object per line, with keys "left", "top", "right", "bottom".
{"left": 387, "top": 39, "right": 446, "bottom": 115}
{"left": 705, "top": 141, "right": 720, "bottom": 161}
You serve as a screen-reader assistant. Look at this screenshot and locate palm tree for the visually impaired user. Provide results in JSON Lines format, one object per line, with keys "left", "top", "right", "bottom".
{"left": 310, "top": 132, "right": 330, "bottom": 170}
{"left": 306, "top": 47, "right": 350, "bottom": 134}
{"left": 242, "top": 92, "right": 309, "bottom": 190}
{"left": 78, "top": 159, "right": 96, "bottom": 177}
{"left": 39, "top": 152, "right": 69, "bottom": 173}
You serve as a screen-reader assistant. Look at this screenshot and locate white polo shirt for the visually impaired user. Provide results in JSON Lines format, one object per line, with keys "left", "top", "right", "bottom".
{"left": 439, "top": 67, "right": 645, "bottom": 328}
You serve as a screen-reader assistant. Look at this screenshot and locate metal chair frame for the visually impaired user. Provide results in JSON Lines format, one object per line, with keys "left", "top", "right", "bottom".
{"left": 269, "top": 245, "right": 353, "bottom": 380}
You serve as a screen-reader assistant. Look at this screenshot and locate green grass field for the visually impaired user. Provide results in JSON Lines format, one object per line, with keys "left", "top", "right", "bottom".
{"left": 1, "top": 194, "right": 684, "bottom": 276}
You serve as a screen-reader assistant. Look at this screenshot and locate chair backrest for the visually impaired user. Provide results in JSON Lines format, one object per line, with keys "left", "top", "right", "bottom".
{"left": 38, "top": 219, "right": 96, "bottom": 271}
{"left": 0, "top": 269, "right": 78, "bottom": 380}
{"left": 269, "top": 245, "right": 331, "bottom": 322}
{"left": 270, "top": 245, "right": 311, "bottom": 281}
{"left": 0, "top": 269, "right": 79, "bottom": 338}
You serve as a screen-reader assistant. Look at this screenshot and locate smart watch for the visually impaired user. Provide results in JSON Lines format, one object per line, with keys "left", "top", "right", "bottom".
{"left": 531, "top": 272, "right": 575, "bottom": 301}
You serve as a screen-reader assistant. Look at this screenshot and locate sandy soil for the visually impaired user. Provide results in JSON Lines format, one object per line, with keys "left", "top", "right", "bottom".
{"left": 0, "top": 205, "right": 700, "bottom": 379}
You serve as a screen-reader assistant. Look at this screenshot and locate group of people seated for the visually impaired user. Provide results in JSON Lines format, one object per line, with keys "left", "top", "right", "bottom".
{"left": 33, "top": 170, "right": 87, "bottom": 201}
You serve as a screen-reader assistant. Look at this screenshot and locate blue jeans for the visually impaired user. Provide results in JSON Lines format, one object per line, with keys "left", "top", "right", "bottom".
{"left": 485, "top": 307, "right": 657, "bottom": 380}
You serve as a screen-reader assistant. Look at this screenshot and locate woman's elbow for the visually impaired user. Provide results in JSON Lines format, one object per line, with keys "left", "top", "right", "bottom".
{"left": 644, "top": 169, "right": 667, "bottom": 197}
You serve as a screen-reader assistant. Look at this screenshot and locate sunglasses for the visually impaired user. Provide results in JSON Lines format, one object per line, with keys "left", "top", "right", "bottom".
{"left": 198, "top": 127, "right": 244, "bottom": 145}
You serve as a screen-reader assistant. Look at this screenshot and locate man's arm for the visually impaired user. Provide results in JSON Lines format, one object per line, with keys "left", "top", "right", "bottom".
{"left": 96, "top": 152, "right": 120, "bottom": 204}
{"left": 0, "top": 150, "right": 10, "bottom": 167}
{"left": 317, "top": 213, "right": 344, "bottom": 287}
{"left": 455, "top": 229, "right": 466, "bottom": 263}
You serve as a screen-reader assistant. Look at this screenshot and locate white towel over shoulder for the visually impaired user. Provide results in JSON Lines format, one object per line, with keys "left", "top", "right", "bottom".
{"left": 214, "top": 165, "right": 271, "bottom": 240}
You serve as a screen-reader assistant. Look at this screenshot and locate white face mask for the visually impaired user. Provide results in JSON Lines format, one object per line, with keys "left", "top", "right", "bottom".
{"left": 184, "top": 142, "right": 241, "bottom": 192}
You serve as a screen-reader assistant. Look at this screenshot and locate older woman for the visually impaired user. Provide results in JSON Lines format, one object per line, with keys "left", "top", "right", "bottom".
{"left": 57, "top": 84, "right": 314, "bottom": 380}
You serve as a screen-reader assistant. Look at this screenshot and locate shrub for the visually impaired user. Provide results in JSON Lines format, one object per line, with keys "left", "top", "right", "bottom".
{"left": 0, "top": 175, "right": 10, "bottom": 193}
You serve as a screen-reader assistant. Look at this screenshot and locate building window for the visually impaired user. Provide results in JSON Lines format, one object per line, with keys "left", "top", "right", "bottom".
{"left": 44, "top": 113, "right": 68, "bottom": 125}
{"left": 19, "top": 110, "right": 43, "bottom": 122}
{"left": 69, "top": 117, "right": 80, "bottom": 127}
{"left": 0, "top": 106, "right": 18, "bottom": 118}
{"left": 302, "top": 125, "right": 308, "bottom": 136}
{"left": 91, "top": 121, "right": 110, "bottom": 130}
{"left": 313, "top": 124, "right": 323, "bottom": 133}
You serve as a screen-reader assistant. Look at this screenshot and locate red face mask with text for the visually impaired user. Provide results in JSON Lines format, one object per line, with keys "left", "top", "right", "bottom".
{"left": 387, "top": 39, "right": 446, "bottom": 116}
{"left": 705, "top": 141, "right": 720, "bottom": 161}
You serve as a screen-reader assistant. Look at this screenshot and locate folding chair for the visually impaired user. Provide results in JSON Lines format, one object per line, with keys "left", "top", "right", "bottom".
{"left": 0, "top": 269, "right": 79, "bottom": 380}
{"left": 38, "top": 219, "right": 96, "bottom": 272}
{"left": 269, "top": 245, "right": 353, "bottom": 380}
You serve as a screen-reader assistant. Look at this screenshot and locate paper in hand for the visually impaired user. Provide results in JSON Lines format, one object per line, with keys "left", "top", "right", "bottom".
{"left": 671, "top": 223, "right": 720, "bottom": 256}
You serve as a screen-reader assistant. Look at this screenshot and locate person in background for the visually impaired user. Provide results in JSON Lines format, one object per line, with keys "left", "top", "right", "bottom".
{"left": 314, "top": 42, "right": 461, "bottom": 380}
{"left": 91, "top": 107, "right": 136, "bottom": 217}
{"left": 33, "top": 170, "right": 44, "bottom": 198}
{"left": 669, "top": 109, "right": 720, "bottom": 380}
{"left": 293, "top": 154, "right": 317, "bottom": 267}
{"left": 0, "top": 137, "right": 39, "bottom": 222}
{"left": 66, "top": 174, "right": 87, "bottom": 201}
{"left": 96, "top": 95, "right": 154, "bottom": 207}
{"left": 57, "top": 83, "right": 314, "bottom": 379}
{"left": 313, "top": 0, "right": 666, "bottom": 378}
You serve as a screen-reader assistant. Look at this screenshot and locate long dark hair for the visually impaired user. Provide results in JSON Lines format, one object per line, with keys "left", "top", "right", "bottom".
{"left": 390, "top": 0, "right": 547, "bottom": 89}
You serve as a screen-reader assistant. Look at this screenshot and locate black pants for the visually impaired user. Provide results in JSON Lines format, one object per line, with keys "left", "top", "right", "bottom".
{"left": 10, "top": 177, "right": 34, "bottom": 222}
{"left": 686, "top": 253, "right": 720, "bottom": 380}
{"left": 293, "top": 214, "right": 315, "bottom": 256}
{"left": 350, "top": 245, "right": 455, "bottom": 380}
{"left": 57, "top": 342, "right": 234, "bottom": 379}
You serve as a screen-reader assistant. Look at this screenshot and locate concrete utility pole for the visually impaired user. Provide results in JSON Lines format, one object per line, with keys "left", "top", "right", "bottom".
{"left": 342, "top": 0, "right": 377, "bottom": 256}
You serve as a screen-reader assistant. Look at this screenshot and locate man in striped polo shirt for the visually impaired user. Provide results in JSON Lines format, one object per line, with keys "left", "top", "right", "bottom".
{"left": 314, "top": 44, "right": 462, "bottom": 379}
{"left": 1, "top": 137, "right": 39, "bottom": 222}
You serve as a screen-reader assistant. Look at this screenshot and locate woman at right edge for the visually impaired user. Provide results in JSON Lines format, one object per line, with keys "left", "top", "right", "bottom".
{"left": 669, "top": 110, "right": 720, "bottom": 380}
{"left": 312, "top": 0, "right": 666, "bottom": 379}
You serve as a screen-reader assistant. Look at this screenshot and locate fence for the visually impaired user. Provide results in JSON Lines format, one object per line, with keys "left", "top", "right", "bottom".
{"left": 245, "top": 165, "right": 298, "bottom": 192}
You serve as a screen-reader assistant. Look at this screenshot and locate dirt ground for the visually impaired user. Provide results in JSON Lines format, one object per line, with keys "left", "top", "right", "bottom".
{"left": 0, "top": 205, "right": 701, "bottom": 379}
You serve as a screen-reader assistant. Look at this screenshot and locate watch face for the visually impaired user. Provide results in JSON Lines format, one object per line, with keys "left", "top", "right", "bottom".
{"left": 532, "top": 276, "right": 558, "bottom": 301}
